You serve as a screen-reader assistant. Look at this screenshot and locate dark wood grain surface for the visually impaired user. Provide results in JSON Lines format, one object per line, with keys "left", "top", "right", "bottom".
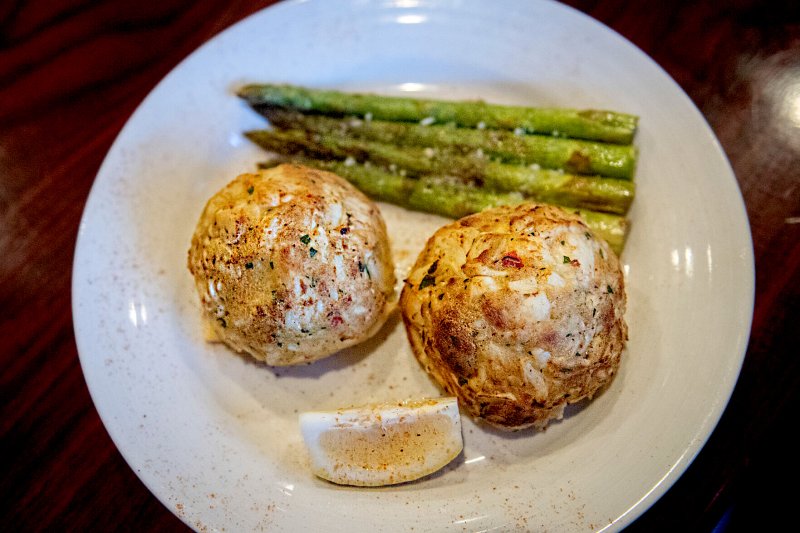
{"left": 1, "top": 1, "right": 798, "bottom": 530}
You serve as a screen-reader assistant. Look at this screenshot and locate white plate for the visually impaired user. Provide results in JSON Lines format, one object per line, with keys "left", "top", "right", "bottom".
{"left": 73, "top": 0, "right": 754, "bottom": 531}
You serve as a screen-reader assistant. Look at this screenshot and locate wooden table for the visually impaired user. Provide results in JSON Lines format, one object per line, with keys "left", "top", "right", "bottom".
{"left": 2, "top": 1, "right": 797, "bottom": 530}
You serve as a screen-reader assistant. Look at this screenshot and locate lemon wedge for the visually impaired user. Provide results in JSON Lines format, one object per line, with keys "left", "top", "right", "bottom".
{"left": 299, "top": 397, "right": 463, "bottom": 486}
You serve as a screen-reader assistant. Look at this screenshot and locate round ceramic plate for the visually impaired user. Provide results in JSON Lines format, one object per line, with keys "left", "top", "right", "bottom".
{"left": 73, "top": 0, "right": 754, "bottom": 531}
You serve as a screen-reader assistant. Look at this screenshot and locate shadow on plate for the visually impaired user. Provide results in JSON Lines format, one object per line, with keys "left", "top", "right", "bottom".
{"left": 226, "top": 309, "right": 403, "bottom": 380}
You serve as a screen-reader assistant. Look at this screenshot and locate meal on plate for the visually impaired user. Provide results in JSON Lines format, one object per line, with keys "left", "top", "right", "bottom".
{"left": 299, "top": 397, "right": 463, "bottom": 486}
{"left": 399, "top": 203, "right": 627, "bottom": 430}
{"left": 189, "top": 83, "right": 635, "bottom": 482}
{"left": 232, "top": 83, "right": 634, "bottom": 425}
{"left": 187, "top": 163, "right": 395, "bottom": 365}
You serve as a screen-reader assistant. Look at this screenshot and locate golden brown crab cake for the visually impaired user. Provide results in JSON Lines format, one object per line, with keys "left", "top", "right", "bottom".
{"left": 399, "top": 203, "right": 627, "bottom": 430}
{"left": 188, "top": 164, "right": 395, "bottom": 365}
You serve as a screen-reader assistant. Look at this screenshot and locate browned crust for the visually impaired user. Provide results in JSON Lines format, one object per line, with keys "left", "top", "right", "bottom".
{"left": 400, "top": 203, "right": 628, "bottom": 430}
{"left": 188, "top": 164, "right": 395, "bottom": 365}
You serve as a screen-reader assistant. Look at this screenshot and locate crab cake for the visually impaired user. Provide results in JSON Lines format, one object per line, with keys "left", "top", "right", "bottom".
{"left": 399, "top": 203, "right": 627, "bottom": 430}
{"left": 188, "top": 164, "right": 395, "bottom": 365}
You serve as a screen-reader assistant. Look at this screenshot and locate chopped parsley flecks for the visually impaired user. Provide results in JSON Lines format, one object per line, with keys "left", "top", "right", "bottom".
{"left": 419, "top": 275, "right": 436, "bottom": 290}
{"left": 309, "top": 247, "right": 318, "bottom": 258}
{"left": 247, "top": 185, "right": 254, "bottom": 195}
{"left": 300, "top": 234, "right": 311, "bottom": 245}
{"left": 245, "top": 262, "right": 254, "bottom": 269}
{"left": 358, "top": 261, "right": 371, "bottom": 278}
{"left": 563, "top": 255, "right": 571, "bottom": 264}
{"left": 607, "top": 285, "right": 614, "bottom": 294}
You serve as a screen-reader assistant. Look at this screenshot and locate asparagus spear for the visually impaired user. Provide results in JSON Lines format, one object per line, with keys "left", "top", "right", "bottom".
{"left": 407, "top": 175, "right": 526, "bottom": 219}
{"left": 408, "top": 175, "right": 628, "bottom": 254}
{"left": 238, "top": 84, "right": 638, "bottom": 144}
{"left": 260, "top": 109, "right": 637, "bottom": 180}
{"left": 258, "top": 154, "right": 414, "bottom": 206}
{"left": 258, "top": 156, "right": 627, "bottom": 254}
{"left": 244, "top": 128, "right": 635, "bottom": 214}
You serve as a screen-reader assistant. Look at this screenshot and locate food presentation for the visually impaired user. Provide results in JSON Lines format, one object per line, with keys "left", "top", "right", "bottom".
{"left": 69, "top": 1, "right": 756, "bottom": 529}
{"left": 188, "top": 84, "right": 633, "bottom": 483}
